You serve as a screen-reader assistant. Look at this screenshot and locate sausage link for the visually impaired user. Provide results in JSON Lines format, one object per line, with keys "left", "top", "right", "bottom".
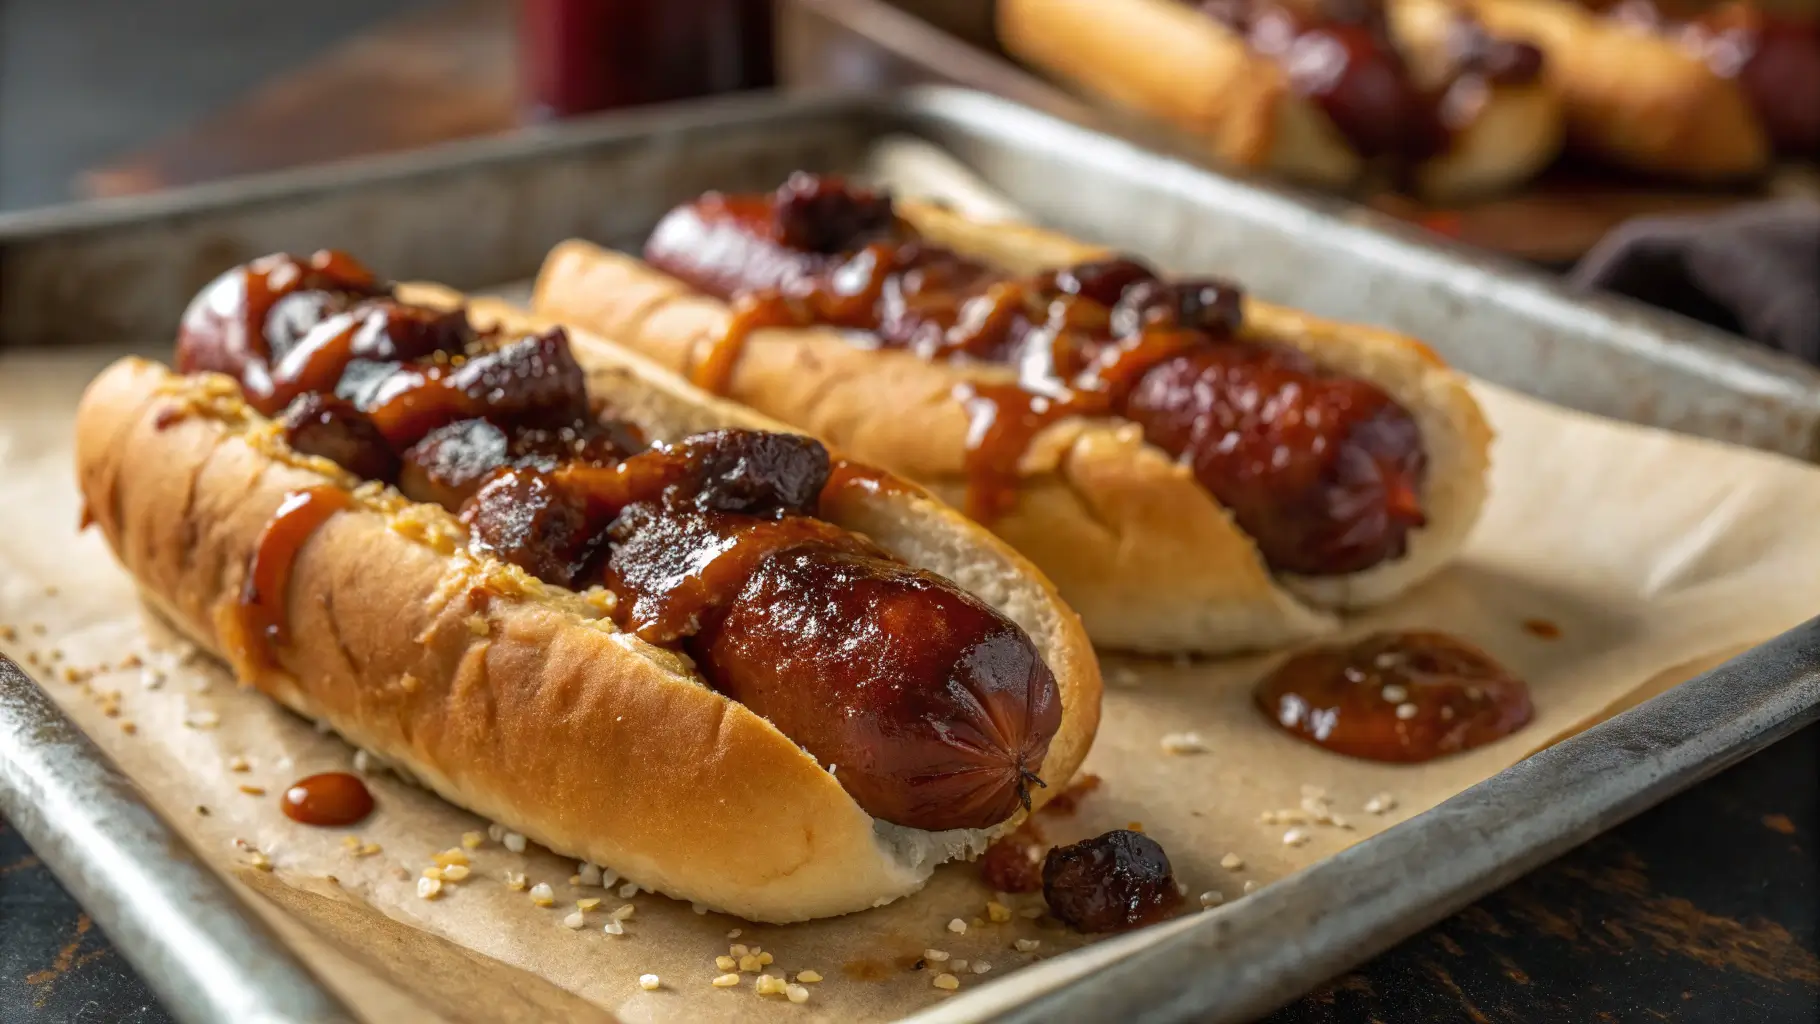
{"left": 1120, "top": 340, "right": 1427, "bottom": 575}
{"left": 694, "top": 545, "right": 1062, "bottom": 831}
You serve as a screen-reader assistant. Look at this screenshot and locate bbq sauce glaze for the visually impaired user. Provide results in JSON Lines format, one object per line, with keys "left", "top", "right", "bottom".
{"left": 645, "top": 174, "right": 1430, "bottom": 576}
{"left": 172, "top": 251, "right": 1062, "bottom": 832}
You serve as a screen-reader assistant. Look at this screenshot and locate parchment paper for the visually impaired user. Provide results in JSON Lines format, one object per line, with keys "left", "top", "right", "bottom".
{"left": 5, "top": 215, "right": 1820, "bottom": 1024}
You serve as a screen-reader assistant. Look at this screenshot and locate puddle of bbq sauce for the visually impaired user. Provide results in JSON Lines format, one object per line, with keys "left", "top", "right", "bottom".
{"left": 235, "top": 487, "right": 354, "bottom": 669}
{"left": 281, "top": 772, "right": 375, "bottom": 827}
{"left": 1254, "top": 630, "right": 1534, "bottom": 763}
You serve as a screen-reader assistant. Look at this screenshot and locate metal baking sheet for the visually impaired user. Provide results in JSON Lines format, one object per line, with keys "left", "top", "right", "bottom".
{"left": 3, "top": 88, "right": 1820, "bottom": 1024}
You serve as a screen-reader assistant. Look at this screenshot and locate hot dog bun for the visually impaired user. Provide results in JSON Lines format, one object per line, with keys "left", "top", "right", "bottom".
{"left": 527, "top": 203, "right": 1492, "bottom": 654}
{"left": 995, "top": 0, "right": 1564, "bottom": 199}
{"left": 75, "top": 346, "right": 1100, "bottom": 923}
{"left": 1465, "top": 0, "right": 1769, "bottom": 179}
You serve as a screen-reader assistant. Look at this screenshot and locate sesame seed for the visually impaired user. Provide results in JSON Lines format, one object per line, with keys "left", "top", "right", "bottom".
{"left": 422, "top": 866, "right": 445, "bottom": 882}
{"left": 461, "top": 831, "right": 484, "bottom": 850}
{"left": 716, "top": 956, "right": 737, "bottom": 971}
{"left": 951, "top": 959, "right": 968, "bottom": 971}
{"left": 711, "top": 974, "right": 741, "bottom": 988}
{"left": 692, "top": 902, "right": 709, "bottom": 915}
{"left": 602, "top": 919, "right": 625, "bottom": 936}
{"left": 1243, "top": 880, "right": 1258, "bottom": 894}
{"left": 1364, "top": 792, "right": 1397, "bottom": 814}
{"left": 1199, "top": 890, "right": 1225, "bottom": 908}
{"left": 434, "top": 849, "right": 470, "bottom": 867}
{"left": 730, "top": 944, "right": 750, "bottom": 957}
{"left": 238, "top": 785, "right": 265, "bottom": 796}
{"left": 749, "top": 946, "right": 762, "bottom": 955}
{"left": 441, "top": 865, "right": 470, "bottom": 882}
{"left": 1283, "top": 828, "right": 1310, "bottom": 847}
{"left": 487, "top": 823, "right": 505, "bottom": 842}
{"left": 184, "top": 710, "right": 220, "bottom": 730}
{"left": 599, "top": 867, "right": 621, "bottom": 889}
{"left": 923, "top": 948, "right": 949, "bottom": 962}
{"left": 987, "top": 901, "right": 1013, "bottom": 923}
{"left": 341, "top": 836, "right": 362, "bottom": 851}
{"left": 785, "top": 983, "right": 809, "bottom": 1004}
{"left": 141, "top": 670, "right": 165, "bottom": 690}
{"left": 561, "top": 912, "right": 585, "bottom": 930}
{"left": 617, "top": 881, "right": 638, "bottom": 898}
{"left": 503, "top": 831, "right": 527, "bottom": 854}
{"left": 504, "top": 871, "right": 527, "bottom": 890}
{"left": 0, "top": 626, "right": 13, "bottom": 642}
{"left": 758, "top": 952, "right": 774, "bottom": 966}
{"left": 1220, "top": 853, "right": 1244, "bottom": 871}
{"left": 739, "top": 955, "right": 762, "bottom": 973}
{"left": 932, "top": 973, "right": 960, "bottom": 991}
{"left": 228, "top": 756, "right": 250, "bottom": 773}
{"left": 727, "top": 928, "right": 742, "bottom": 939}
{"left": 639, "top": 974, "right": 661, "bottom": 991}
{"left": 973, "top": 962, "right": 992, "bottom": 975}
{"left": 612, "top": 904, "right": 636, "bottom": 921}
{"left": 467, "top": 615, "right": 490, "bottom": 637}
{"left": 119, "top": 721, "right": 137, "bottom": 735}
{"left": 358, "top": 843, "right": 381, "bottom": 857}
{"left": 755, "top": 975, "right": 787, "bottom": 996}
{"left": 947, "top": 918, "right": 967, "bottom": 934}
{"left": 529, "top": 882, "right": 555, "bottom": 907}
{"left": 417, "top": 877, "right": 443, "bottom": 900}
{"left": 1380, "top": 684, "right": 1409, "bottom": 703}
{"left": 1161, "top": 731, "right": 1208, "bottom": 754}
{"left": 796, "top": 970, "right": 822, "bottom": 983}
{"left": 577, "top": 862, "right": 602, "bottom": 886}
{"left": 1014, "top": 939, "right": 1041, "bottom": 952}
{"left": 576, "top": 897, "right": 601, "bottom": 912}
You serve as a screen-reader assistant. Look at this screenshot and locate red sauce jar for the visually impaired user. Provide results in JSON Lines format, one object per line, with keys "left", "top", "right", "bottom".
{"left": 518, "top": 0, "right": 776, "bottom": 120}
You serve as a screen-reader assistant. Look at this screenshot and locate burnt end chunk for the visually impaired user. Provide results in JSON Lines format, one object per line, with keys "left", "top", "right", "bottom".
{"left": 278, "top": 393, "right": 399, "bottom": 484}
{"left": 1042, "top": 830, "right": 1182, "bottom": 933}
{"left": 663, "top": 429, "right": 831, "bottom": 517}
{"left": 447, "top": 329, "right": 591, "bottom": 426}
{"left": 461, "top": 469, "right": 601, "bottom": 588}
{"left": 347, "top": 301, "right": 475, "bottom": 363}
{"left": 1048, "top": 257, "right": 1160, "bottom": 308}
{"left": 399, "top": 420, "right": 512, "bottom": 510}
{"left": 1110, "top": 278, "right": 1245, "bottom": 338}
{"left": 772, "top": 173, "right": 898, "bottom": 254}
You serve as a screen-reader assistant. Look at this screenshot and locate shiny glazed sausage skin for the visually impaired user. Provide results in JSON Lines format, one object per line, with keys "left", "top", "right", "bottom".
{"left": 181, "top": 252, "right": 1063, "bottom": 834}
{"left": 643, "top": 176, "right": 1430, "bottom": 576}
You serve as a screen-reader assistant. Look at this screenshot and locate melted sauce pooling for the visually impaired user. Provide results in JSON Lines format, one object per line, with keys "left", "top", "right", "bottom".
{"left": 281, "top": 771, "right": 375, "bottom": 826}
{"left": 237, "top": 487, "right": 355, "bottom": 668}
{"left": 1254, "top": 630, "right": 1533, "bottom": 762}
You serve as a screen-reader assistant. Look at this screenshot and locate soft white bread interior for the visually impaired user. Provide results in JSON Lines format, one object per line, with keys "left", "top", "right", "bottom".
{"left": 526, "top": 202, "right": 1492, "bottom": 653}
{"left": 997, "top": 0, "right": 1564, "bottom": 199}
{"left": 75, "top": 349, "right": 1100, "bottom": 923}
{"left": 1465, "top": 0, "right": 1768, "bottom": 179}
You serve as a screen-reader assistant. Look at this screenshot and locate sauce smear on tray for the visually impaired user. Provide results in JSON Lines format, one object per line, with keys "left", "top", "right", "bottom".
{"left": 1255, "top": 630, "right": 1533, "bottom": 761}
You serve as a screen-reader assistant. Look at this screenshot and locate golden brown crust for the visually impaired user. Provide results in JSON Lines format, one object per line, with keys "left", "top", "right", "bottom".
{"left": 995, "top": 0, "right": 1564, "bottom": 199}
{"left": 1466, "top": 0, "right": 1769, "bottom": 179}
{"left": 75, "top": 356, "right": 1100, "bottom": 923}
{"left": 527, "top": 202, "right": 1492, "bottom": 653}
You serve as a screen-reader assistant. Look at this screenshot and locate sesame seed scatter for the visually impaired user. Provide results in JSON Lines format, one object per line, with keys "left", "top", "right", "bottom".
{"left": 739, "top": 955, "right": 762, "bottom": 973}
{"left": 1220, "top": 853, "right": 1244, "bottom": 870}
{"left": 1243, "top": 880, "right": 1259, "bottom": 894}
{"left": 923, "top": 948, "right": 949, "bottom": 962}
{"left": 638, "top": 974, "right": 661, "bottom": 991}
{"left": 1364, "top": 791, "right": 1398, "bottom": 814}
{"left": 785, "top": 983, "right": 810, "bottom": 1003}
{"left": 461, "top": 831, "right": 485, "bottom": 849}
{"left": 602, "top": 920, "right": 626, "bottom": 936}
{"left": 577, "top": 862, "right": 602, "bottom": 886}
{"left": 238, "top": 785, "right": 266, "bottom": 796}
{"left": 433, "top": 848, "right": 469, "bottom": 867}
{"left": 973, "top": 962, "right": 993, "bottom": 975}
{"left": 228, "top": 756, "right": 251, "bottom": 772}
{"left": 617, "top": 880, "right": 639, "bottom": 898}
{"left": 947, "top": 918, "right": 967, "bottom": 934}
{"left": 504, "top": 872, "right": 527, "bottom": 891}
{"left": 503, "top": 831, "right": 527, "bottom": 854}
{"left": 756, "top": 974, "right": 787, "bottom": 996}
{"left": 417, "top": 877, "right": 442, "bottom": 900}
{"left": 1014, "top": 939, "right": 1041, "bottom": 952}
{"left": 711, "top": 974, "right": 741, "bottom": 988}
{"left": 986, "top": 901, "right": 1013, "bottom": 922}
{"left": 1283, "top": 827, "right": 1311, "bottom": 847}
{"left": 441, "top": 865, "right": 470, "bottom": 882}
{"left": 612, "top": 904, "right": 636, "bottom": 921}
{"left": 726, "top": 928, "right": 742, "bottom": 939}
{"left": 932, "top": 973, "right": 960, "bottom": 991}
{"left": 795, "top": 970, "right": 822, "bottom": 984}
{"left": 577, "top": 897, "right": 601, "bottom": 911}
{"left": 529, "top": 882, "right": 555, "bottom": 907}
{"left": 951, "top": 959, "right": 968, "bottom": 971}
{"left": 1200, "top": 890, "right": 1225, "bottom": 908}
{"left": 716, "top": 956, "right": 737, "bottom": 971}
{"left": 561, "top": 912, "right": 585, "bottom": 930}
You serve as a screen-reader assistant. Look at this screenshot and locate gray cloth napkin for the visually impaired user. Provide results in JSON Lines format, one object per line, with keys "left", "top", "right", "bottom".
{"left": 1570, "top": 200, "right": 1820, "bottom": 362}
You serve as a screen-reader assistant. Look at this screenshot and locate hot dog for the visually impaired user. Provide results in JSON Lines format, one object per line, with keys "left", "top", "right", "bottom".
{"left": 77, "top": 251, "right": 1100, "bottom": 922}
{"left": 1464, "top": 0, "right": 1819, "bottom": 178}
{"left": 994, "top": 0, "right": 1565, "bottom": 199}
{"left": 527, "top": 176, "right": 1493, "bottom": 654}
